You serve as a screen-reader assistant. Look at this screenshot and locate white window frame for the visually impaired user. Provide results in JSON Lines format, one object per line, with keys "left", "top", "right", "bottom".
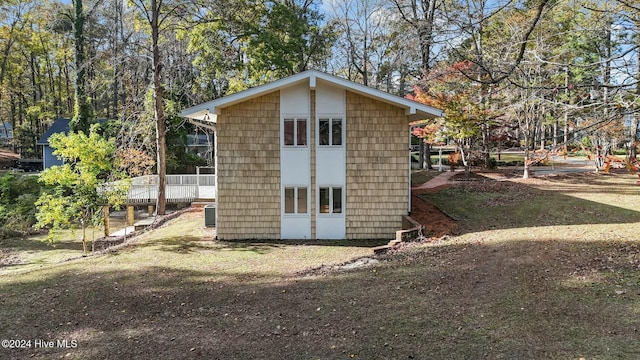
{"left": 317, "top": 117, "right": 344, "bottom": 147}
{"left": 282, "top": 117, "right": 309, "bottom": 148}
{"left": 318, "top": 186, "right": 344, "bottom": 215}
{"left": 283, "top": 186, "right": 309, "bottom": 215}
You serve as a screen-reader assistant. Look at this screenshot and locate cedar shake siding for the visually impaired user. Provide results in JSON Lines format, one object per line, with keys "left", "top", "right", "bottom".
{"left": 180, "top": 70, "right": 443, "bottom": 241}
{"left": 215, "top": 92, "right": 281, "bottom": 240}
{"left": 345, "top": 91, "right": 409, "bottom": 239}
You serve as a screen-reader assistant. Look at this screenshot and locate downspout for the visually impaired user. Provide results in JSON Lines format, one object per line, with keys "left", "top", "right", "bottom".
{"left": 408, "top": 125, "right": 413, "bottom": 214}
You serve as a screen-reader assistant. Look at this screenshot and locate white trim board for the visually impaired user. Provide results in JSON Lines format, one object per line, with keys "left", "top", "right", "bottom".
{"left": 180, "top": 70, "right": 443, "bottom": 122}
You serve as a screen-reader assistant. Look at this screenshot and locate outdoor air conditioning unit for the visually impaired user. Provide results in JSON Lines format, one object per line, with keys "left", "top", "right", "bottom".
{"left": 204, "top": 204, "right": 216, "bottom": 227}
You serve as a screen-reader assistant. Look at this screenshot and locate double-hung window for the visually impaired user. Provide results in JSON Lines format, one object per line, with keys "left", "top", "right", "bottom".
{"left": 283, "top": 118, "right": 308, "bottom": 147}
{"left": 284, "top": 187, "right": 308, "bottom": 214}
{"left": 318, "top": 118, "right": 343, "bottom": 146}
{"left": 319, "top": 186, "right": 342, "bottom": 214}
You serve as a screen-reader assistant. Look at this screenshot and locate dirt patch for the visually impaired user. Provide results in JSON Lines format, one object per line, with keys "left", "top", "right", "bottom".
{"left": 411, "top": 190, "right": 459, "bottom": 238}
{"left": 0, "top": 250, "right": 22, "bottom": 266}
{"left": 297, "top": 256, "right": 381, "bottom": 276}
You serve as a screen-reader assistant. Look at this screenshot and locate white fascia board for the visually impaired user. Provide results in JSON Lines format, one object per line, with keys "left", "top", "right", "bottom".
{"left": 311, "top": 71, "right": 444, "bottom": 119}
{"left": 180, "top": 72, "right": 312, "bottom": 119}
{"left": 180, "top": 70, "right": 444, "bottom": 121}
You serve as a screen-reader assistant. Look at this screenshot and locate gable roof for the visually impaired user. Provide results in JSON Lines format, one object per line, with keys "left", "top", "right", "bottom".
{"left": 180, "top": 70, "right": 444, "bottom": 122}
{"left": 37, "top": 118, "right": 71, "bottom": 146}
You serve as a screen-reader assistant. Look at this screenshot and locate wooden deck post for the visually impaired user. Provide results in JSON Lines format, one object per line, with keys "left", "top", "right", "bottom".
{"left": 127, "top": 205, "right": 135, "bottom": 226}
{"left": 148, "top": 205, "right": 154, "bottom": 216}
{"left": 104, "top": 206, "right": 110, "bottom": 236}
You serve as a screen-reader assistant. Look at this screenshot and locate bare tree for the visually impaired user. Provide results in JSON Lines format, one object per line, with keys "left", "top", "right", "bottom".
{"left": 129, "top": 0, "right": 188, "bottom": 215}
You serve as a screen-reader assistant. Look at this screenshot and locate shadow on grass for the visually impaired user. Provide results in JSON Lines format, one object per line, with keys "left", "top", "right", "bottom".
{"left": 220, "top": 238, "right": 389, "bottom": 248}
{"left": 541, "top": 173, "right": 640, "bottom": 194}
{"left": 421, "top": 172, "right": 640, "bottom": 234}
{"left": 129, "top": 236, "right": 387, "bottom": 255}
{"left": 0, "top": 236, "right": 83, "bottom": 252}
{"left": 2, "top": 238, "right": 640, "bottom": 359}
{"left": 156, "top": 237, "right": 285, "bottom": 255}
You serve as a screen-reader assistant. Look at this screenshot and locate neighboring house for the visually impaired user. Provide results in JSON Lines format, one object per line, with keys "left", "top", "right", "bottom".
{"left": 36, "top": 118, "right": 70, "bottom": 169}
{"left": 0, "top": 121, "right": 13, "bottom": 145}
{"left": 181, "top": 70, "right": 443, "bottom": 240}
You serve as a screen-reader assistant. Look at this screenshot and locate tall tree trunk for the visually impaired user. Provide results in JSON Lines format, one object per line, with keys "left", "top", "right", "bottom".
{"left": 72, "top": 0, "right": 92, "bottom": 133}
{"left": 152, "top": 0, "right": 167, "bottom": 215}
{"left": 418, "top": 141, "right": 425, "bottom": 169}
{"left": 563, "top": 67, "right": 570, "bottom": 152}
{"left": 419, "top": 0, "right": 437, "bottom": 73}
{"left": 631, "top": 115, "right": 638, "bottom": 160}
{"left": 633, "top": 19, "right": 640, "bottom": 160}
{"left": 523, "top": 147, "right": 530, "bottom": 179}
{"left": 424, "top": 142, "right": 432, "bottom": 169}
{"left": 392, "top": 0, "right": 437, "bottom": 75}
{"left": 112, "top": 0, "right": 120, "bottom": 120}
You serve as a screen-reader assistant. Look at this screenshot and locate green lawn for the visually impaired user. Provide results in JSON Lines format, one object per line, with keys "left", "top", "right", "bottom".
{"left": 2, "top": 173, "right": 640, "bottom": 359}
{"left": 411, "top": 169, "right": 441, "bottom": 186}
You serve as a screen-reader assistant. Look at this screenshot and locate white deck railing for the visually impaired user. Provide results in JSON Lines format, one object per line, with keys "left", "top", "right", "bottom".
{"left": 106, "top": 174, "right": 216, "bottom": 205}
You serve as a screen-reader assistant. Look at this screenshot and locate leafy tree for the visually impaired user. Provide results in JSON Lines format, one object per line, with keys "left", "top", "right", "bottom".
{"left": 0, "top": 172, "right": 42, "bottom": 238}
{"left": 412, "top": 122, "right": 441, "bottom": 169}
{"left": 177, "top": 0, "right": 255, "bottom": 100}
{"left": 35, "top": 125, "right": 126, "bottom": 255}
{"left": 116, "top": 148, "right": 156, "bottom": 177}
{"left": 185, "top": 0, "right": 334, "bottom": 95}
{"left": 70, "top": 0, "right": 94, "bottom": 133}
{"left": 408, "top": 61, "right": 490, "bottom": 173}
{"left": 247, "top": 0, "right": 333, "bottom": 79}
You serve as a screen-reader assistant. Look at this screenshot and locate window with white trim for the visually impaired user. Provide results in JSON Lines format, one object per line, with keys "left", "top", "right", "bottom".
{"left": 319, "top": 186, "right": 342, "bottom": 214}
{"left": 283, "top": 118, "right": 307, "bottom": 146}
{"left": 319, "top": 118, "right": 343, "bottom": 146}
{"left": 284, "top": 187, "right": 308, "bottom": 214}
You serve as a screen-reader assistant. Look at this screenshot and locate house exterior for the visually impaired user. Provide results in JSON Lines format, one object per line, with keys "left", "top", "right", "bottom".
{"left": 36, "top": 118, "right": 70, "bottom": 169}
{"left": 180, "top": 70, "right": 443, "bottom": 240}
{"left": 0, "top": 121, "right": 13, "bottom": 145}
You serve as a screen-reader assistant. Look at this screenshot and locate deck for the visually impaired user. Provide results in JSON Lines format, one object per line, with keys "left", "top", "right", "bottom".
{"left": 107, "top": 174, "right": 216, "bottom": 205}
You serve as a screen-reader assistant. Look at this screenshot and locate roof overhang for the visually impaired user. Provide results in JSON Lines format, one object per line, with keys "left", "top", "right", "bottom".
{"left": 180, "top": 70, "right": 444, "bottom": 123}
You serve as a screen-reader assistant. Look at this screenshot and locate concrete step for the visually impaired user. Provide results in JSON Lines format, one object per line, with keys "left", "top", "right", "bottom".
{"left": 133, "top": 217, "right": 156, "bottom": 231}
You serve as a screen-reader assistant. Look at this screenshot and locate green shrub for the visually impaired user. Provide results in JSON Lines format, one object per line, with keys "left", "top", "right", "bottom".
{"left": 0, "top": 173, "right": 42, "bottom": 236}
